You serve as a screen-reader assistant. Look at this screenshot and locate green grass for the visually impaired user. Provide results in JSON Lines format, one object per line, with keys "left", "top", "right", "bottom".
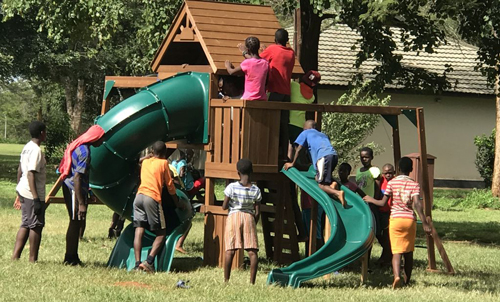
{"left": 1, "top": 143, "right": 500, "bottom": 301}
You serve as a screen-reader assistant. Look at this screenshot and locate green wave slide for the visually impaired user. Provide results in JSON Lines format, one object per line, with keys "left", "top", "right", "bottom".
{"left": 88, "top": 72, "right": 211, "bottom": 272}
{"left": 267, "top": 166, "right": 375, "bottom": 288}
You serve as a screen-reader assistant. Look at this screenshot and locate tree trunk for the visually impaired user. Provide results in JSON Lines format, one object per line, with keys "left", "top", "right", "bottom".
{"left": 298, "top": 0, "right": 322, "bottom": 73}
{"left": 492, "top": 74, "right": 500, "bottom": 196}
{"left": 64, "top": 77, "right": 86, "bottom": 135}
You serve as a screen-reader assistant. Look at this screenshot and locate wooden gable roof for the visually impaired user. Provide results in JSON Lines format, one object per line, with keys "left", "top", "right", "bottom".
{"left": 150, "top": 0, "right": 303, "bottom": 76}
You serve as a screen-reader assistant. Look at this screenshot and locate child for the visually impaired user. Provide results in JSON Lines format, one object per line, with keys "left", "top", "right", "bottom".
{"left": 225, "top": 36, "right": 269, "bottom": 101}
{"left": 284, "top": 120, "right": 345, "bottom": 206}
{"left": 364, "top": 157, "right": 431, "bottom": 289}
{"left": 222, "top": 159, "right": 261, "bottom": 284}
{"left": 337, "top": 163, "right": 365, "bottom": 197}
{"left": 378, "top": 163, "right": 396, "bottom": 264}
{"left": 12, "top": 121, "right": 47, "bottom": 263}
{"left": 133, "top": 141, "right": 183, "bottom": 272}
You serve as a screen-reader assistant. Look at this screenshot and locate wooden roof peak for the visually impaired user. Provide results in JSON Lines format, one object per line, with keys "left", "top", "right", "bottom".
{"left": 150, "top": 0, "right": 303, "bottom": 76}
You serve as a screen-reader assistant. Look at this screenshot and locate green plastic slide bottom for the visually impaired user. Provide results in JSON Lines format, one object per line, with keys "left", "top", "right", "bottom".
{"left": 267, "top": 166, "right": 375, "bottom": 288}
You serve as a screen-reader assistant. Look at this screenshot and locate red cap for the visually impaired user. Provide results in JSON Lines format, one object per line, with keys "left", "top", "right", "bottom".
{"left": 302, "top": 70, "right": 321, "bottom": 87}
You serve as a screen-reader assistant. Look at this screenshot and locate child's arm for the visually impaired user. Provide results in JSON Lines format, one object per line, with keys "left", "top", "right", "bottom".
{"left": 225, "top": 60, "right": 242, "bottom": 75}
{"left": 363, "top": 195, "right": 389, "bottom": 207}
{"left": 222, "top": 196, "right": 230, "bottom": 210}
{"left": 412, "top": 196, "right": 432, "bottom": 234}
{"left": 283, "top": 145, "right": 303, "bottom": 170}
{"left": 355, "top": 187, "right": 366, "bottom": 198}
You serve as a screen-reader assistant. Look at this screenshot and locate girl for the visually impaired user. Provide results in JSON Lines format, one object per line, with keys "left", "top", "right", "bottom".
{"left": 225, "top": 36, "right": 268, "bottom": 100}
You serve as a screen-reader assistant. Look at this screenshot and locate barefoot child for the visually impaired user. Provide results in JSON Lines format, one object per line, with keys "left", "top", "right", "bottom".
{"left": 225, "top": 36, "right": 268, "bottom": 101}
{"left": 284, "top": 120, "right": 345, "bottom": 206}
{"left": 378, "top": 163, "right": 396, "bottom": 265}
{"left": 133, "top": 141, "right": 183, "bottom": 272}
{"left": 222, "top": 159, "right": 261, "bottom": 284}
{"left": 364, "top": 157, "right": 431, "bottom": 289}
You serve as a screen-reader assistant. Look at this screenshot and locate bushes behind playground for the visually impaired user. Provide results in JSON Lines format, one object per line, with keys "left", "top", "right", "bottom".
{"left": 322, "top": 82, "right": 391, "bottom": 163}
{"left": 474, "top": 129, "right": 495, "bottom": 187}
{"left": 433, "top": 188, "right": 500, "bottom": 210}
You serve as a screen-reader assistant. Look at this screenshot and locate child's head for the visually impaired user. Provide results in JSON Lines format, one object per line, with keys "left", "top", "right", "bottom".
{"left": 152, "top": 141, "right": 167, "bottom": 159}
{"left": 236, "top": 158, "right": 253, "bottom": 177}
{"left": 359, "top": 147, "right": 374, "bottom": 168}
{"left": 382, "top": 163, "right": 395, "bottom": 181}
{"left": 275, "top": 28, "right": 289, "bottom": 46}
{"left": 303, "top": 120, "right": 317, "bottom": 130}
{"left": 301, "top": 70, "right": 321, "bottom": 87}
{"left": 398, "top": 157, "right": 413, "bottom": 175}
{"left": 245, "top": 36, "right": 260, "bottom": 55}
{"left": 29, "top": 121, "right": 47, "bottom": 141}
{"left": 338, "top": 163, "right": 352, "bottom": 182}
{"left": 218, "top": 76, "right": 244, "bottom": 98}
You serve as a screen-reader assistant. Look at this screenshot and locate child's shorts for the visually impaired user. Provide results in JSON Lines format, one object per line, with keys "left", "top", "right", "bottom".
{"left": 316, "top": 154, "right": 338, "bottom": 185}
{"left": 133, "top": 193, "right": 166, "bottom": 231}
{"left": 225, "top": 211, "right": 258, "bottom": 251}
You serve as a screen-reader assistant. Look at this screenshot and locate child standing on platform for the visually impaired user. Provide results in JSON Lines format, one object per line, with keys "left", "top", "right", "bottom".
{"left": 225, "top": 37, "right": 269, "bottom": 101}
{"left": 222, "top": 159, "right": 261, "bottom": 284}
{"left": 364, "top": 157, "right": 431, "bottom": 289}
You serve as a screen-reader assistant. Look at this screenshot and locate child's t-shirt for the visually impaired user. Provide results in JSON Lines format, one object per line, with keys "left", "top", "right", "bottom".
{"left": 356, "top": 166, "right": 380, "bottom": 198}
{"left": 342, "top": 180, "right": 359, "bottom": 193}
{"left": 16, "top": 140, "right": 47, "bottom": 200}
{"left": 379, "top": 177, "right": 392, "bottom": 213}
{"left": 385, "top": 175, "right": 420, "bottom": 220}
{"left": 137, "top": 157, "right": 176, "bottom": 203}
{"left": 171, "top": 159, "right": 194, "bottom": 190}
{"left": 224, "top": 181, "right": 262, "bottom": 215}
{"left": 289, "top": 81, "right": 315, "bottom": 128}
{"left": 240, "top": 58, "right": 269, "bottom": 100}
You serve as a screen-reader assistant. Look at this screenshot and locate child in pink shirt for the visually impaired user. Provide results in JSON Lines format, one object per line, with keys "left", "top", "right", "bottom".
{"left": 225, "top": 37, "right": 268, "bottom": 100}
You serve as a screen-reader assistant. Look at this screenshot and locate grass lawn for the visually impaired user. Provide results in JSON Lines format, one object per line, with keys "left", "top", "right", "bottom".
{"left": 1, "top": 144, "right": 499, "bottom": 301}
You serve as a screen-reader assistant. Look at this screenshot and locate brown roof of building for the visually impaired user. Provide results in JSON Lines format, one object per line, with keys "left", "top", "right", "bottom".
{"left": 151, "top": 0, "right": 303, "bottom": 76}
{"left": 314, "top": 24, "right": 493, "bottom": 95}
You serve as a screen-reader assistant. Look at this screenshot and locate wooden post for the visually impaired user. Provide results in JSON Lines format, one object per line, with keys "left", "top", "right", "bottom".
{"left": 416, "top": 108, "right": 437, "bottom": 270}
{"left": 392, "top": 115, "right": 401, "bottom": 171}
{"left": 293, "top": 8, "right": 302, "bottom": 59}
{"left": 427, "top": 217, "right": 455, "bottom": 274}
{"left": 308, "top": 199, "right": 318, "bottom": 256}
{"left": 360, "top": 252, "right": 369, "bottom": 283}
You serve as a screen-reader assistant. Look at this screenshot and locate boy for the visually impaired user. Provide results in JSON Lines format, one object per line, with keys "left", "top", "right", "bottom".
{"left": 378, "top": 163, "right": 395, "bottom": 264}
{"left": 59, "top": 125, "right": 105, "bottom": 265}
{"left": 364, "top": 157, "right": 431, "bottom": 289}
{"left": 284, "top": 120, "right": 345, "bottom": 206}
{"left": 338, "top": 163, "right": 365, "bottom": 197}
{"left": 12, "top": 121, "right": 47, "bottom": 262}
{"left": 133, "top": 141, "right": 183, "bottom": 272}
{"left": 222, "top": 159, "right": 261, "bottom": 284}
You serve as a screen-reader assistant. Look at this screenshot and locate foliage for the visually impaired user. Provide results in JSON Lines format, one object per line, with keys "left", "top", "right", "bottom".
{"left": 474, "top": 129, "right": 495, "bottom": 187}
{"left": 43, "top": 84, "right": 72, "bottom": 163}
{"left": 0, "top": 80, "right": 39, "bottom": 143}
{"left": 433, "top": 188, "right": 500, "bottom": 210}
{"left": 322, "top": 83, "right": 390, "bottom": 163}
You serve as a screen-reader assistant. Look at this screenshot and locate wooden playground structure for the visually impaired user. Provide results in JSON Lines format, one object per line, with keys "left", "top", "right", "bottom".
{"left": 46, "top": 0, "right": 453, "bottom": 276}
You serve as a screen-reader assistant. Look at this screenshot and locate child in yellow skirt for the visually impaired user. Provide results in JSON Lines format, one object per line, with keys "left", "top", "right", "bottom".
{"left": 363, "top": 157, "right": 431, "bottom": 289}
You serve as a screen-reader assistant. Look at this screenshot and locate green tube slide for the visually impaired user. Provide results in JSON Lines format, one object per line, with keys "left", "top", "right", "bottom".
{"left": 267, "top": 166, "right": 375, "bottom": 288}
{"left": 89, "top": 72, "right": 210, "bottom": 220}
{"left": 87, "top": 72, "right": 209, "bottom": 272}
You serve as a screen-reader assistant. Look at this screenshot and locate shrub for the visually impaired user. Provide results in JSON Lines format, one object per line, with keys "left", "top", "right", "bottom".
{"left": 474, "top": 129, "right": 495, "bottom": 187}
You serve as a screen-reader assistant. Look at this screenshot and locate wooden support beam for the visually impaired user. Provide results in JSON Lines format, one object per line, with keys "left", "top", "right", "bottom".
{"left": 308, "top": 199, "right": 318, "bottom": 256}
{"left": 104, "top": 76, "right": 159, "bottom": 88}
{"left": 165, "top": 140, "right": 211, "bottom": 151}
{"left": 427, "top": 217, "right": 455, "bottom": 274}
{"left": 416, "top": 107, "right": 437, "bottom": 270}
{"left": 392, "top": 116, "right": 401, "bottom": 171}
{"left": 157, "top": 65, "right": 213, "bottom": 73}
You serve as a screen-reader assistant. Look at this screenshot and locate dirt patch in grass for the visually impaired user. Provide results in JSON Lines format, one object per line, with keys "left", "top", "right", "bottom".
{"left": 114, "top": 281, "right": 151, "bottom": 289}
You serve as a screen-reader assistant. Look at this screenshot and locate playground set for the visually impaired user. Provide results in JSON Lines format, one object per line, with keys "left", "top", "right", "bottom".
{"left": 45, "top": 0, "right": 453, "bottom": 287}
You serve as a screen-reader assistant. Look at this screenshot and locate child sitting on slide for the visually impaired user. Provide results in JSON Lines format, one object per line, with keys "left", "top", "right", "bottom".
{"left": 225, "top": 37, "right": 268, "bottom": 101}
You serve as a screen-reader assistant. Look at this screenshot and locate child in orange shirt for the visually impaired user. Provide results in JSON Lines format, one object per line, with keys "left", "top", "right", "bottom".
{"left": 133, "top": 141, "right": 184, "bottom": 272}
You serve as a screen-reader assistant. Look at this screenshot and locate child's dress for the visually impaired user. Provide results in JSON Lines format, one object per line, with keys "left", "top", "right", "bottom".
{"left": 240, "top": 58, "right": 269, "bottom": 100}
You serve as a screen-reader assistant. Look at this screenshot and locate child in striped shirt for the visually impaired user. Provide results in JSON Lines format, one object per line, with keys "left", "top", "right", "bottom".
{"left": 222, "top": 159, "right": 262, "bottom": 284}
{"left": 363, "top": 157, "right": 431, "bottom": 289}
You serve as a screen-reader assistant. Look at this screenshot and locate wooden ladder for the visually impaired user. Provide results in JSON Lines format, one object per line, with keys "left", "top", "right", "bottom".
{"left": 258, "top": 177, "right": 300, "bottom": 265}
